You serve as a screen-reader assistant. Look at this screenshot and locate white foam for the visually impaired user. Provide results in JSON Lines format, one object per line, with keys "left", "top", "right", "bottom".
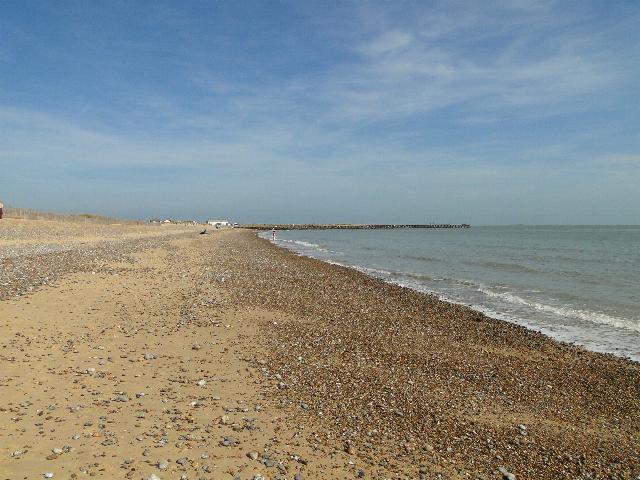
{"left": 478, "top": 287, "right": 640, "bottom": 333}
{"left": 291, "top": 239, "right": 321, "bottom": 248}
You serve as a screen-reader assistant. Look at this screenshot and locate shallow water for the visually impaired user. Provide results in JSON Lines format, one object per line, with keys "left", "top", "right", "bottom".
{"left": 262, "top": 226, "right": 640, "bottom": 361}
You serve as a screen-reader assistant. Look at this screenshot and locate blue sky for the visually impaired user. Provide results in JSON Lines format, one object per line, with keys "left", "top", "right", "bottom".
{"left": 1, "top": 0, "right": 639, "bottom": 223}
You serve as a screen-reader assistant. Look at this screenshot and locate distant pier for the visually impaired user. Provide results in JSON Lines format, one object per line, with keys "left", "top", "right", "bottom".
{"left": 244, "top": 223, "right": 470, "bottom": 230}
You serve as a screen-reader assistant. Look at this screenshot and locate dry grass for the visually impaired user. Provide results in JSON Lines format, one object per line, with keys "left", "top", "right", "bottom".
{"left": 2, "top": 206, "right": 139, "bottom": 224}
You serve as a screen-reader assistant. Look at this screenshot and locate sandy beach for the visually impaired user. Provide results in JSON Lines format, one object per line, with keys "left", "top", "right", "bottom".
{"left": 1, "top": 220, "right": 638, "bottom": 480}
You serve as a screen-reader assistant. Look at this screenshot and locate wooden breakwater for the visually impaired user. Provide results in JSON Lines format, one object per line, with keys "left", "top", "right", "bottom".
{"left": 244, "top": 223, "right": 470, "bottom": 230}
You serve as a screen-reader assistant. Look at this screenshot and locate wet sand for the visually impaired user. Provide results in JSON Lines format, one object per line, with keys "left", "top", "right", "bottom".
{"left": 1, "top": 222, "right": 638, "bottom": 479}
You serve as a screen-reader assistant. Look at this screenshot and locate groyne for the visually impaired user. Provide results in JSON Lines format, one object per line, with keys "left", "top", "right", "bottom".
{"left": 244, "top": 223, "right": 470, "bottom": 230}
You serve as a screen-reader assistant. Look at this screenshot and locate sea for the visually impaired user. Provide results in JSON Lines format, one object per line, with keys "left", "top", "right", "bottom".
{"left": 260, "top": 226, "right": 640, "bottom": 362}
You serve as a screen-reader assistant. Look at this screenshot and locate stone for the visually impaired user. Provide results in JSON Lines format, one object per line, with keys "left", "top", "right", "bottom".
{"left": 176, "top": 457, "right": 188, "bottom": 465}
{"left": 43, "top": 474, "right": 54, "bottom": 479}
{"left": 158, "top": 459, "right": 169, "bottom": 470}
{"left": 498, "top": 466, "right": 517, "bottom": 480}
{"left": 248, "top": 451, "right": 259, "bottom": 461}
{"left": 222, "top": 436, "right": 238, "bottom": 446}
{"left": 196, "top": 379, "right": 206, "bottom": 387}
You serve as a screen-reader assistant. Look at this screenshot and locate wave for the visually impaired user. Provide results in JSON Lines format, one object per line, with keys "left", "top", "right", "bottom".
{"left": 478, "top": 287, "right": 640, "bottom": 333}
{"left": 401, "top": 254, "right": 443, "bottom": 263}
{"left": 471, "top": 260, "right": 542, "bottom": 274}
{"left": 279, "top": 239, "right": 322, "bottom": 248}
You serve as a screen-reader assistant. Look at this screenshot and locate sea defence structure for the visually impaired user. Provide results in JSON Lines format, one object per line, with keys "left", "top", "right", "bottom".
{"left": 244, "top": 223, "right": 470, "bottom": 230}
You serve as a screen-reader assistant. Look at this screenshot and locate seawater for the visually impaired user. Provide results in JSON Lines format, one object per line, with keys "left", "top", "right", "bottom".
{"left": 260, "top": 226, "right": 640, "bottom": 362}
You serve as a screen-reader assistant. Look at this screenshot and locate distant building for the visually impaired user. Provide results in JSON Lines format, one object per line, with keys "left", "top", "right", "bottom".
{"left": 207, "top": 219, "right": 230, "bottom": 228}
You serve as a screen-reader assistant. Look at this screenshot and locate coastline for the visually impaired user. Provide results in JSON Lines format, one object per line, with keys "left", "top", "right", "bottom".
{"left": 221, "top": 230, "right": 640, "bottom": 478}
{"left": 1, "top": 221, "right": 638, "bottom": 479}
{"left": 265, "top": 227, "right": 640, "bottom": 363}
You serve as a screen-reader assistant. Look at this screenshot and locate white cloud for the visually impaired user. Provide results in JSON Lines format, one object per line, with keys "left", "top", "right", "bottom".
{"left": 360, "top": 30, "right": 412, "bottom": 56}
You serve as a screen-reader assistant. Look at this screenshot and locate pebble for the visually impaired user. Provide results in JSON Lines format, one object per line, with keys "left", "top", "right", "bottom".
{"left": 222, "top": 436, "right": 238, "bottom": 446}
{"left": 248, "top": 451, "right": 259, "bottom": 461}
{"left": 196, "top": 379, "right": 206, "bottom": 387}
{"left": 158, "top": 459, "right": 169, "bottom": 470}
{"left": 498, "top": 466, "right": 517, "bottom": 480}
{"left": 43, "top": 474, "right": 54, "bottom": 479}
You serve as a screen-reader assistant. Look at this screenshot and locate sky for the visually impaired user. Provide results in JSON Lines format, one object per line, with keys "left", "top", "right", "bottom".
{"left": 1, "top": 0, "right": 639, "bottom": 224}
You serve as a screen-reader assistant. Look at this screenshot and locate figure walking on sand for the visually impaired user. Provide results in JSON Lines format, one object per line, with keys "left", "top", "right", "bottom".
{"left": 271, "top": 228, "right": 276, "bottom": 241}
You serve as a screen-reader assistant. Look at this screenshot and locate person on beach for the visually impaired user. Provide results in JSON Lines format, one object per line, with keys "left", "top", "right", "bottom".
{"left": 272, "top": 228, "right": 276, "bottom": 241}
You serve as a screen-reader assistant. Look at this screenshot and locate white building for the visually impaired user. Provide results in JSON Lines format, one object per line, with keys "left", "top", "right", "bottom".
{"left": 207, "top": 219, "right": 230, "bottom": 228}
